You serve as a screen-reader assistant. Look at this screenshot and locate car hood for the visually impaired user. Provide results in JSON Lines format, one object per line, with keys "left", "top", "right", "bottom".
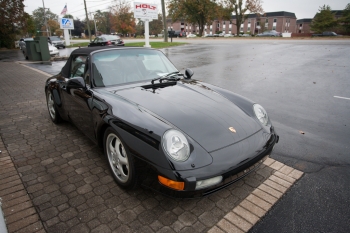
{"left": 109, "top": 80, "right": 261, "bottom": 152}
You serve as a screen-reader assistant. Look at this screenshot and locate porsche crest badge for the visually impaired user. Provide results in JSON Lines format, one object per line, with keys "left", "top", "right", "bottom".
{"left": 229, "top": 127, "right": 236, "bottom": 133}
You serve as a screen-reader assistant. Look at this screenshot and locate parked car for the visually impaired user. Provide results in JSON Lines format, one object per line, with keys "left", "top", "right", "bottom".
{"left": 88, "top": 35, "right": 124, "bottom": 47}
{"left": 19, "top": 38, "right": 34, "bottom": 50}
{"left": 202, "top": 34, "right": 214, "bottom": 37}
{"left": 312, "top": 31, "right": 338, "bottom": 37}
{"left": 170, "top": 31, "right": 186, "bottom": 38}
{"left": 48, "top": 36, "right": 66, "bottom": 49}
{"left": 224, "top": 34, "right": 234, "bottom": 37}
{"left": 48, "top": 43, "right": 59, "bottom": 56}
{"left": 44, "top": 47, "right": 279, "bottom": 197}
{"left": 218, "top": 33, "right": 225, "bottom": 37}
{"left": 256, "top": 30, "right": 281, "bottom": 37}
{"left": 239, "top": 34, "right": 251, "bottom": 37}
{"left": 186, "top": 34, "right": 197, "bottom": 38}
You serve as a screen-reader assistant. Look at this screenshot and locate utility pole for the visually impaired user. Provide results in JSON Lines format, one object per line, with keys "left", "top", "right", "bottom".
{"left": 84, "top": 0, "right": 92, "bottom": 42}
{"left": 89, "top": 12, "right": 98, "bottom": 36}
{"left": 42, "top": 0, "right": 49, "bottom": 36}
{"left": 161, "top": 0, "right": 168, "bottom": 42}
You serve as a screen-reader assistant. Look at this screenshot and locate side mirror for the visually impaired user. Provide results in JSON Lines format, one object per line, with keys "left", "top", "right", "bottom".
{"left": 67, "top": 77, "right": 86, "bottom": 90}
{"left": 184, "top": 68, "right": 194, "bottom": 79}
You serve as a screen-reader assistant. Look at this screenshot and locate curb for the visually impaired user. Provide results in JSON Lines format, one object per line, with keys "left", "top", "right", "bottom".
{"left": 209, "top": 158, "right": 304, "bottom": 233}
{"left": 15, "top": 62, "right": 51, "bottom": 77}
{"left": 0, "top": 138, "right": 44, "bottom": 233}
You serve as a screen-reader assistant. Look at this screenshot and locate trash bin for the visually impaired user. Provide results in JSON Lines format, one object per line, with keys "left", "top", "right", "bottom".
{"left": 24, "top": 36, "right": 50, "bottom": 61}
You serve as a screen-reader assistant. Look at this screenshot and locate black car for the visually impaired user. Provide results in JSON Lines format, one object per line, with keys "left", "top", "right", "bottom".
{"left": 45, "top": 47, "right": 279, "bottom": 197}
{"left": 169, "top": 30, "right": 186, "bottom": 38}
{"left": 88, "top": 35, "right": 124, "bottom": 47}
{"left": 48, "top": 36, "right": 65, "bottom": 49}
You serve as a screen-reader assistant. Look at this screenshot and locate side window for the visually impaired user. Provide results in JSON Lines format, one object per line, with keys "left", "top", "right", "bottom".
{"left": 70, "top": 55, "right": 87, "bottom": 78}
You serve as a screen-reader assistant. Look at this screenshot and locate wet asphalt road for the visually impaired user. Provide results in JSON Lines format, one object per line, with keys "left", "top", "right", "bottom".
{"left": 1, "top": 38, "right": 350, "bottom": 232}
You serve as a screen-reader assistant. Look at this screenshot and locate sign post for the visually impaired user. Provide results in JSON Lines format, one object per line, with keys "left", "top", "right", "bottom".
{"left": 133, "top": 2, "right": 158, "bottom": 48}
{"left": 144, "top": 19, "right": 150, "bottom": 47}
{"left": 59, "top": 18, "right": 74, "bottom": 46}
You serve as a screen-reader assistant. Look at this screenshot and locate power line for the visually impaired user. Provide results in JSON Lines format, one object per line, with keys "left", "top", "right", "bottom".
{"left": 70, "top": 0, "right": 133, "bottom": 18}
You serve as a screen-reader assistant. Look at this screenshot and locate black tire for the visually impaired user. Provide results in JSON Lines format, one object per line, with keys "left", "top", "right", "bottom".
{"left": 62, "top": 46, "right": 65, "bottom": 49}
{"left": 46, "top": 89, "right": 62, "bottom": 124}
{"left": 103, "top": 127, "right": 137, "bottom": 189}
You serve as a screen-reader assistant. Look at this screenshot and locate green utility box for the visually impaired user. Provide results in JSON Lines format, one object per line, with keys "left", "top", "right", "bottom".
{"left": 24, "top": 36, "right": 50, "bottom": 61}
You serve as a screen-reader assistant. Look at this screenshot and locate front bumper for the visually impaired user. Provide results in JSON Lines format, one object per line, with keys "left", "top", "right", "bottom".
{"left": 53, "top": 42, "right": 65, "bottom": 48}
{"left": 138, "top": 130, "right": 279, "bottom": 198}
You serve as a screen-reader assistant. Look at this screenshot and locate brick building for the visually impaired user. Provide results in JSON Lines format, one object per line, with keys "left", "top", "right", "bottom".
{"left": 295, "top": 19, "right": 313, "bottom": 33}
{"left": 167, "top": 11, "right": 297, "bottom": 35}
{"left": 294, "top": 10, "right": 344, "bottom": 34}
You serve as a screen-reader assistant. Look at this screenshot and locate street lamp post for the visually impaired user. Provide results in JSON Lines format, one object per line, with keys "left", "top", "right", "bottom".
{"left": 89, "top": 12, "right": 98, "bottom": 36}
{"left": 42, "top": 0, "right": 50, "bottom": 36}
{"left": 94, "top": 18, "right": 97, "bottom": 35}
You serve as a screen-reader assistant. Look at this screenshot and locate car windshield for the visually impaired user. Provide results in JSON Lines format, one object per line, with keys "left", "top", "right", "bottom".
{"left": 92, "top": 49, "right": 178, "bottom": 87}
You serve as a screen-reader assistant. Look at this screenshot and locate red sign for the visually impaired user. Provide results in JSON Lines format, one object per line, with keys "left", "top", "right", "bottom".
{"left": 135, "top": 4, "right": 156, "bottom": 10}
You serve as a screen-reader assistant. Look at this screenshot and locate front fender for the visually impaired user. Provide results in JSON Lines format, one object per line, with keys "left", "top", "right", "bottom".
{"left": 94, "top": 89, "right": 213, "bottom": 172}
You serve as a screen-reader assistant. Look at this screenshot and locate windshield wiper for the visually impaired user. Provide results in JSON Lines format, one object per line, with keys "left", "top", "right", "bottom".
{"left": 151, "top": 71, "right": 182, "bottom": 85}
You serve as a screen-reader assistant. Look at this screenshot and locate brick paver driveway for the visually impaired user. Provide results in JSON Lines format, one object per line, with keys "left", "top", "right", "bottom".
{"left": 0, "top": 62, "right": 301, "bottom": 233}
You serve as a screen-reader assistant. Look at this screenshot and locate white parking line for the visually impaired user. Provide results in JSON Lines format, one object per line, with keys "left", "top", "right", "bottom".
{"left": 209, "top": 158, "right": 304, "bottom": 233}
{"left": 334, "top": 96, "right": 350, "bottom": 100}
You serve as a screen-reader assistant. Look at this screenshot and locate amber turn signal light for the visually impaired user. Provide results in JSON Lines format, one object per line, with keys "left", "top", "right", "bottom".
{"left": 158, "top": 175, "right": 185, "bottom": 191}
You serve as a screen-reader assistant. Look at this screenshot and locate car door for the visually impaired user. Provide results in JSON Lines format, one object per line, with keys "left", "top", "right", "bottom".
{"left": 61, "top": 55, "right": 96, "bottom": 141}
{"left": 91, "top": 37, "right": 104, "bottom": 47}
{"left": 96, "top": 37, "right": 107, "bottom": 46}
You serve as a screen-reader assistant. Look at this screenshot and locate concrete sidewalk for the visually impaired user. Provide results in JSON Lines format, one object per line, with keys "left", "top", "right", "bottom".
{"left": 0, "top": 62, "right": 303, "bottom": 233}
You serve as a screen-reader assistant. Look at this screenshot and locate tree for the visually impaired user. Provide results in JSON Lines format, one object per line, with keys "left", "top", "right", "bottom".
{"left": 135, "top": 20, "right": 144, "bottom": 37}
{"left": 94, "top": 10, "right": 112, "bottom": 34}
{"left": 225, "top": 0, "right": 263, "bottom": 35}
{"left": 311, "top": 5, "right": 338, "bottom": 33}
{"left": 32, "top": 7, "right": 58, "bottom": 35}
{"left": 47, "top": 19, "right": 61, "bottom": 36}
{"left": 255, "top": 15, "right": 266, "bottom": 33}
{"left": 150, "top": 14, "right": 164, "bottom": 35}
{"left": 0, "top": 0, "right": 25, "bottom": 48}
{"left": 168, "top": 0, "right": 224, "bottom": 36}
{"left": 71, "top": 19, "right": 85, "bottom": 37}
{"left": 110, "top": 0, "right": 135, "bottom": 36}
{"left": 17, "top": 12, "right": 36, "bottom": 37}
{"left": 63, "top": 14, "right": 74, "bottom": 19}
{"left": 339, "top": 3, "right": 350, "bottom": 34}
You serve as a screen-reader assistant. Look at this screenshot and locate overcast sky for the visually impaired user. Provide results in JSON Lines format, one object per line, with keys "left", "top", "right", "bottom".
{"left": 24, "top": 0, "right": 349, "bottom": 19}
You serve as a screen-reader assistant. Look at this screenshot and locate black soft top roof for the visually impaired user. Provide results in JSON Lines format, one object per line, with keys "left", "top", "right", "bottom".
{"left": 60, "top": 46, "right": 151, "bottom": 77}
{"left": 70, "top": 46, "right": 111, "bottom": 55}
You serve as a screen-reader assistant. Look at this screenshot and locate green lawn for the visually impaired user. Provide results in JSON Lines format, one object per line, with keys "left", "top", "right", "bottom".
{"left": 67, "top": 41, "right": 186, "bottom": 49}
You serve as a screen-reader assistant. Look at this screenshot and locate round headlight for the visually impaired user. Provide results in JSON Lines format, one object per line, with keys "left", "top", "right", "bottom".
{"left": 253, "top": 104, "right": 269, "bottom": 126}
{"left": 162, "top": 129, "right": 190, "bottom": 162}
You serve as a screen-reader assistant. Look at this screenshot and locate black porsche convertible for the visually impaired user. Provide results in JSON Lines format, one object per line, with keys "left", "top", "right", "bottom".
{"left": 45, "top": 47, "right": 279, "bottom": 197}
